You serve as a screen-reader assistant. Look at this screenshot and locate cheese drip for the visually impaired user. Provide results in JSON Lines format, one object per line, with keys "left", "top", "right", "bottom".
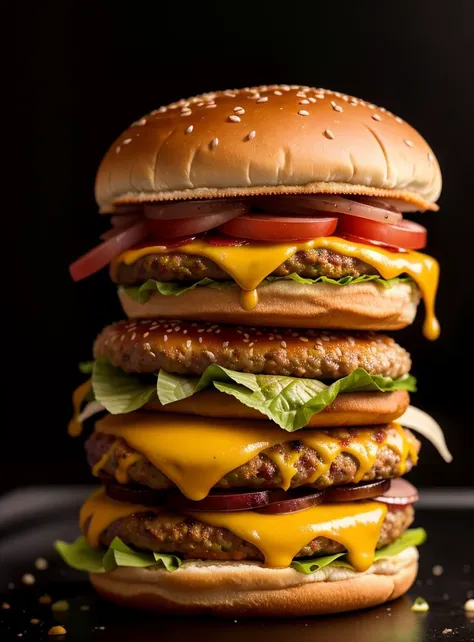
{"left": 94, "top": 413, "right": 418, "bottom": 499}
{"left": 67, "top": 380, "right": 92, "bottom": 437}
{"left": 79, "top": 487, "right": 388, "bottom": 571}
{"left": 113, "top": 236, "right": 440, "bottom": 340}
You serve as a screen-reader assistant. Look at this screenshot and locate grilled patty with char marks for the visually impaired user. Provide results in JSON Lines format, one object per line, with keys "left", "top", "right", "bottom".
{"left": 86, "top": 426, "right": 420, "bottom": 492}
{"left": 92, "top": 505, "right": 414, "bottom": 562}
{"left": 113, "top": 248, "right": 380, "bottom": 285}
{"left": 94, "top": 320, "right": 411, "bottom": 379}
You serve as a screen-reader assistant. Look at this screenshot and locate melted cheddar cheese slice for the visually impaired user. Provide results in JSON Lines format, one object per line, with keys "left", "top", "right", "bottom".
{"left": 80, "top": 487, "right": 388, "bottom": 571}
{"left": 113, "top": 236, "right": 440, "bottom": 339}
{"left": 93, "top": 413, "right": 418, "bottom": 500}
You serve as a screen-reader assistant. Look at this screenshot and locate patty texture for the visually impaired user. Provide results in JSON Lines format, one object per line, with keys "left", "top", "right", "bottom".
{"left": 95, "top": 505, "right": 414, "bottom": 562}
{"left": 94, "top": 320, "right": 411, "bottom": 379}
{"left": 113, "top": 248, "right": 379, "bottom": 285}
{"left": 87, "top": 426, "right": 420, "bottom": 491}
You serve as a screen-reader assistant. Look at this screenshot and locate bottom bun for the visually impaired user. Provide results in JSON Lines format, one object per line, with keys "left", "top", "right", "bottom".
{"left": 118, "top": 280, "right": 419, "bottom": 330}
{"left": 146, "top": 388, "right": 410, "bottom": 427}
{"left": 90, "top": 547, "right": 418, "bottom": 618}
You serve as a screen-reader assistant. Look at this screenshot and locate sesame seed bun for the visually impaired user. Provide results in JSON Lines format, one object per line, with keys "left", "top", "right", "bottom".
{"left": 94, "top": 320, "right": 412, "bottom": 379}
{"left": 144, "top": 388, "right": 410, "bottom": 427}
{"left": 89, "top": 547, "right": 418, "bottom": 617}
{"left": 95, "top": 85, "right": 441, "bottom": 213}
{"left": 118, "top": 280, "right": 420, "bottom": 331}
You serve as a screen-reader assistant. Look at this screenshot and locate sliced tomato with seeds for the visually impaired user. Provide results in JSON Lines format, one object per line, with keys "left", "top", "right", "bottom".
{"left": 218, "top": 213, "right": 338, "bottom": 242}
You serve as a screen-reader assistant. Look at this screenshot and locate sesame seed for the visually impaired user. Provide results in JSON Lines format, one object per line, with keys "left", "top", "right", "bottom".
{"left": 184, "top": 125, "right": 194, "bottom": 135}
{"left": 296, "top": 91, "right": 306, "bottom": 97}
{"left": 299, "top": 99, "right": 310, "bottom": 105}
{"left": 428, "top": 152, "right": 434, "bottom": 162}
{"left": 115, "top": 146, "right": 121, "bottom": 154}
{"left": 334, "top": 105, "right": 343, "bottom": 112}
{"left": 149, "top": 351, "right": 156, "bottom": 357}
{"left": 256, "top": 96, "right": 269, "bottom": 103}
{"left": 183, "top": 329, "right": 188, "bottom": 334}
{"left": 186, "top": 340, "right": 192, "bottom": 348}
{"left": 205, "top": 104, "right": 217, "bottom": 108}
{"left": 131, "top": 332, "right": 136, "bottom": 341}
{"left": 324, "top": 129, "right": 335, "bottom": 139}
{"left": 372, "top": 114, "right": 382, "bottom": 121}
{"left": 163, "top": 335, "right": 168, "bottom": 343}
{"left": 228, "top": 115, "right": 241, "bottom": 123}
{"left": 198, "top": 337, "right": 203, "bottom": 343}
{"left": 273, "top": 90, "right": 283, "bottom": 95}
{"left": 404, "top": 139, "right": 414, "bottom": 147}
{"left": 210, "top": 137, "right": 219, "bottom": 149}
{"left": 143, "top": 332, "right": 150, "bottom": 338}
{"left": 247, "top": 130, "right": 256, "bottom": 141}
{"left": 280, "top": 341, "right": 287, "bottom": 348}
{"left": 39, "top": 595, "right": 52, "bottom": 604}
{"left": 136, "top": 118, "right": 146, "bottom": 126}
{"left": 298, "top": 110, "right": 310, "bottom": 116}
{"left": 158, "top": 106, "right": 167, "bottom": 113}
{"left": 299, "top": 336, "right": 309, "bottom": 342}
{"left": 22, "top": 574, "right": 35, "bottom": 585}
{"left": 222, "top": 341, "right": 229, "bottom": 348}
{"left": 123, "top": 138, "right": 132, "bottom": 145}
{"left": 280, "top": 84, "right": 290, "bottom": 91}
{"left": 308, "top": 97, "right": 317, "bottom": 103}
{"left": 35, "top": 557, "right": 48, "bottom": 570}
{"left": 395, "top": 116, "right": 403, "bottom": 123}
{"left": 48, "top": 626, "right": 67, "bottom": 636}
{"left": 180, "top": 109, "right": 191, "bottom": 116}
{"left": 234, "top": 106, "right": 245, "bottom": 113}
{"left": 315, "top": 93, "right": 325, "bottom": 99}
{"left": 174, "top": 326, "right": 180, "bottom": 332}
{"left": 243, "top": 338, "right": 249, "bottom": 343}
{"left": 198, "top": 328, "right": 205, "bottom": 333}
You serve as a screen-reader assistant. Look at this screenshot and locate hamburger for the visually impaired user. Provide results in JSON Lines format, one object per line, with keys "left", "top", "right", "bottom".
{"left": 57, "top": 84, "right": 451, "bottom": 617}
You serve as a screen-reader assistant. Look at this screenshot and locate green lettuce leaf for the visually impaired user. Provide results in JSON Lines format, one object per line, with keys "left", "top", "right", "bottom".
{"left": 56, "top": 530, "right": 425, "bottom": 576}
{"left": 55, "top": 538, "right": 107, "bottom": 573}
{"left": 122, "top": 273, "right": 414, "bottom": 303}
{"left": 79, "top": 361, "right": 94, "bottom": 374}
{"left": 55, "top": 537, "right": 181, "bottom": 574}
{"left": 267, "top": 273, "right": 413, "bottom": 290}
{"left": 157, "top": 366, "right": 417, "bottom": 432}
{"left": 92, "top": 359, "right": 157, "bottom": 414}
{"left": 291, "top": 528, "right": 426, "bottom": 574}
{"left": 122, "top": 278, "right": 229, "bottom": 303}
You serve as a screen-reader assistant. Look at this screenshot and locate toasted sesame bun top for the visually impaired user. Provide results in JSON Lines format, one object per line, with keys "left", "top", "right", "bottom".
{"left": 93, "top": 320, "right": 412, "bottom": 379}
{"left": 95, "top": 85, "right": 441, "bottom": 213}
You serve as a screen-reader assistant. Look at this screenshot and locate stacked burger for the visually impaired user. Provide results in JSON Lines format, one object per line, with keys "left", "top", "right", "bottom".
{"left": 58, "top": 85, "right": 452, "bottom": 617}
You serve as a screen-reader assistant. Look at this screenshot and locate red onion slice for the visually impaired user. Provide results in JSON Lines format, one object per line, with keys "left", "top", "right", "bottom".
{"left": 144, "top": 199, "right": 250, "bottom": 220}
{"left": 375, "top": 478, "right": 419, "bottom": 505}
{"left": 256, "top": 195, "right": 403, "bottom": 224}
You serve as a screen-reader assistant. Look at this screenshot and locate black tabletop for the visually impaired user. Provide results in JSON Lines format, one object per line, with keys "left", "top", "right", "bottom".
{"left": 0, "top": 486, "right": 473, "bottom": 641}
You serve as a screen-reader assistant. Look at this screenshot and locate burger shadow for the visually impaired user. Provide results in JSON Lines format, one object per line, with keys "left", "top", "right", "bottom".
{"left": 87, "top": 595, "right": 422, "bottom": 642}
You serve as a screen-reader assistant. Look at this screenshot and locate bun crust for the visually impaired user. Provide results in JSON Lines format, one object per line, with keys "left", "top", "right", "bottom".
{"left": 95, "top": 85, "right": 441, "bottom": 212}
{"left": 119, "top": 280, "right": 420, "bottom": 331}
{"left": 89, "top": 548, "right": 418, "bottom": 617}
{"left": 145, "top": 388, "right": 410, "bottom": 427}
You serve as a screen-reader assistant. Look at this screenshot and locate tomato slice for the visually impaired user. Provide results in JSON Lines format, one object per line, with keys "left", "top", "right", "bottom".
{"left": 336, "top": 215, "right": 427, "bottom": 250}
{"left": 146, "top": 210, "right": 240, "bottom": 239}
{"left": 69, "top": 221, "right": 147, "bottom": 281}
{"left": 218, "top": 214, "right": 338, "bottom": 242}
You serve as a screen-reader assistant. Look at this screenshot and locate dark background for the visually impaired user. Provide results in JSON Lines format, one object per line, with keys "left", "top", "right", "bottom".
{"left": 11, "top": 1, "right": 474, "bottom": 493}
